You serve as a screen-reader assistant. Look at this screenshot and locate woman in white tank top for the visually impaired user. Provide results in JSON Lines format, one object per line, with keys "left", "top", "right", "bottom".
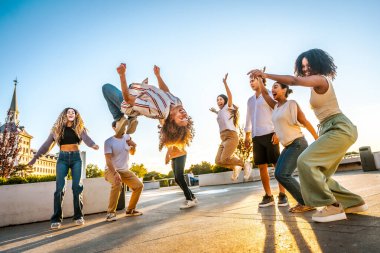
{"left": 210, "top": 73, "right": 252, "bottom": 181}
{"left": 258, "top": 78, "right": 318, "bottom": 213}
{"left": 248, "top": 49, "right": 367, "bottom": 223}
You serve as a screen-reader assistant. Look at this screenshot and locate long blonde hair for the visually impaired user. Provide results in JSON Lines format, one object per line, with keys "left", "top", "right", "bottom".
{"left": 52, "top": 107, "right": 86, "bottom": 143}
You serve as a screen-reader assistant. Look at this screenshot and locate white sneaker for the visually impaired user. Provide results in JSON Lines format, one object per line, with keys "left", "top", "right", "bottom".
{"left": 192, "top": 197, "right": 199, "bottom": 204}
{"left": 345, "top": 203, "right": 368, "bottom": 214}
{"left": 106, "top": 213, "right": 117, "bottom": 222}
{"left": 180, "top": 199, "right": 197, "bottom": 209}
{"left": 231, "top": 166, "right": 242, "bottom": 181}
{"left": 50, "top": 222, "right": 61, "bottom": 230}
{"left": 74, "top": 217, "right": 85, "bottom": 226}
{"left": 312, "top": 204, "right": 347, "bottom": 223}
{"left": 243, "top": 161, "right": 252, "bottom": 180}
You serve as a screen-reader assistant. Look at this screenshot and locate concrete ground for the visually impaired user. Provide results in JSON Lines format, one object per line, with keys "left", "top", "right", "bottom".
{"left": 0, "top": 170, "right": 379, "bottom": 253}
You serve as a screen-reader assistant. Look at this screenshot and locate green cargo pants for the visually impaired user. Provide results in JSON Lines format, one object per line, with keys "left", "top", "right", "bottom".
{"left": 297, "top": 113, "right": 364, "bottom": 208}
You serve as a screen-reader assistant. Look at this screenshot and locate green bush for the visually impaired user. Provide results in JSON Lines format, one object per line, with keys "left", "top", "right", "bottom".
{"left": 159, "top": 180, "right": 169, "bottom": 187}
{"left": 212, "top": 165, "right": 231, "bottom": 173}
{"left": 0, "top": 175, "right": 56, "bottom": 185}
{"left": 26, "top": 175, "right": 56, "bottom": 183}
{"left": 6, "top": 176, "right": 28, "bottom": 184}
{"left": 0, "top": 177, "right": 6, "bottom": 185}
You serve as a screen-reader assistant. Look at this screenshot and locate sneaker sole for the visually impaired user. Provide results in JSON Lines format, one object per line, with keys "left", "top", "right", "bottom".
{"left": 115, "top": 118, "right": 128, "bottom": 135}
{"left": 180, "top": 205, "right": 196, "bottom": 210}
{"left": 345, "top": 204, "right": 368, "bottom": 214}
{"left": 126, "top": 120, "right": 138, "bottom": 134}
{"left": 106, "top": 218, "right": 117, "bottom": 222}
{"left": 50, "top": 226, "right": 61, "bottom": 230}
{"left": 259, "top": 201, "right": 275, "bottom": 208}
{"left": 312, "top": 212, "right": 347, "bottom": 223}
{"left": 278, "top": 202, "right": 289, "bottom": 207}
{"left": 125, "top": 213, "right": 143, "bottom": 217}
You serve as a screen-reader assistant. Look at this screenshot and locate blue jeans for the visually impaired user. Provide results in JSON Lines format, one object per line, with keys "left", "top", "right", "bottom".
{"left": 51, "top": 151, "right": 83, "bottom": 223}
{"left": 274, "top": 137, "right": 308, "bottom": 205}
{"left": 102, "top": 83, "right": 124, "bottom": 121}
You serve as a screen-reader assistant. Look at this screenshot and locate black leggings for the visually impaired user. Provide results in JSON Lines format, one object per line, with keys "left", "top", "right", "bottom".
{"left": 172, "top": 155, "right": 194, "bottom": 200}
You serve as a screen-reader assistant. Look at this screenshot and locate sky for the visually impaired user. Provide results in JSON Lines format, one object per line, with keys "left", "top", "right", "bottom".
{"left": 1, "top": 0, "right": 380, "bottom": 174}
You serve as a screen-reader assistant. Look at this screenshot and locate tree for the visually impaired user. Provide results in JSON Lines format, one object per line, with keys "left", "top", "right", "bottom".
{"left": 234, "top": 125, "right": 253, "bottom": 163}
{"left": 143, "top": 171, "right": 165, "bottom": 181}
{"left": 86, "top": 164, "right": 104, "bottom": 178}
{"left": 130, "top": 163, "right": 148, "bottom": 178}
{"left": 188, "top": 161, "right": 213, "bottom": 175}
{"left": 0, "top": 111, "right": 21, "bottom": 178}
{"left": 212, "top": 165, "right": 230, "bottom": 173}
{"left": 166, "top": 170, "right": 174, "bottom": 178}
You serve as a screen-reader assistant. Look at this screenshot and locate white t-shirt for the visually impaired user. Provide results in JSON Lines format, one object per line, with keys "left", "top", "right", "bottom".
{"left": 104, "top": 134, "right": 131, "bottom": 172}
{"left": 244, "top": 91, "right": 275, "bottom": 137}
{"left": 272, "top": 100, "right": 304, "bottom": 147}
{"left": 217, "top": 104, "right": 237, "bottom": 132}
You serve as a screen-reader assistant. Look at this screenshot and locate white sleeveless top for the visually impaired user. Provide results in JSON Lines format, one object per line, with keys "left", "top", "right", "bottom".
{"left": 272, "top": 100, "right": 304, "bottom": 147}
{"left": 217, "top": 104, "right": 237, "bottom": 132}
{"left": 310, "top": 75, "right": 341, "bottom": 123}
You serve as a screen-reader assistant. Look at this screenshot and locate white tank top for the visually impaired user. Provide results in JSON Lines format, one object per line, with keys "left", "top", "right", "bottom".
{"left": 272, "top": 100, "right": 304, "bottom": 147}
{"left": 217, "top": 104, "right": 237, "bottom": 132}
{"left": 310, "top": 76, "right": 341, "bottom": 123}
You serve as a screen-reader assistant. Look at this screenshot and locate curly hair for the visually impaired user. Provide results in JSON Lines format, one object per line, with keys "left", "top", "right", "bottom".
{"left": 159, "top": 116, "right": 195, "bottom": 151}
{"left": 294, "top": 48, "right": 337, "bottom": 80}
{"left": 51, "top": 107, "right": 86, "bottom": 144}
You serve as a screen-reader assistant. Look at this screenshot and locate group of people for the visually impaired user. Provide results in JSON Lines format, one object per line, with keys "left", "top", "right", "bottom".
{"left": 28, "top": 48, "right": 368, "bottom": 230}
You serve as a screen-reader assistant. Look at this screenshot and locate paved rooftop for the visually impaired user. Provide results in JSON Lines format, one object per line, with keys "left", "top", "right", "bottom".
{"left": 1, "top": 170, "right": 379, "bottom": 253}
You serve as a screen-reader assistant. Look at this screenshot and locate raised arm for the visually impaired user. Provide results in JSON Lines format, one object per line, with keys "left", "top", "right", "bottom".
{"left": 247, "top": 69, "right": 328, "bottom": 92}
{"left": 154, "top": 65, "right": 170, "bottom": 93}
{"left": 296, "top": 104, "right": 319, "bottom": 140}
{"left": 257, "top": 77, "right": 276, "bottom": 109}
{"left": 117, "top": 63, "right": 136, "bottom": 105}
{"left": 222, "top": 73, "right": 233, "bottom": 107}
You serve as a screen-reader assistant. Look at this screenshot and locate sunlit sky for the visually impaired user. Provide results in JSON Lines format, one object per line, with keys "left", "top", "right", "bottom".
{"left": 1, "top": 0, "right": 379, "bottom": 174}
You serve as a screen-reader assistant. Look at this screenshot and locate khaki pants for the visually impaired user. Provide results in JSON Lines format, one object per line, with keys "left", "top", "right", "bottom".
{"left": 297, "top": 113, "right": 364, "bottom": 208}
{"left": 105, "top": 169, "right": 144, "bottom": 213}
{"left": 215, "top": 130, "right": 244, "bottom": 169}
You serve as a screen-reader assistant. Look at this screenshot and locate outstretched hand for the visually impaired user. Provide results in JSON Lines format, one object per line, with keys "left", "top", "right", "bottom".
{"left": 154, "top": 65, "right": 161, "bottom": 77}
{"left": 209, "top": 107, "right": 218, "bottom": 114}
{"left": 223, "top": 73, "right": 228, "bottom": 84}
{"left": 117, "top": 63, "right": 126, "bottom": 76}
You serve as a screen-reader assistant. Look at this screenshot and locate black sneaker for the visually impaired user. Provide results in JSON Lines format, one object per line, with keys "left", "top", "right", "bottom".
{"left": 277, "top": 193, "right": 289, "bottom": 207}
{"left": 258, "top": 194, "right": 275, "bottom": 208}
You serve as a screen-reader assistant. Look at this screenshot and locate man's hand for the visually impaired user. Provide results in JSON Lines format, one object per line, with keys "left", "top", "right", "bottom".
{"left": 92, "top": 144, "right": 99, "bottom": 150}
{"left": 271, "top": 133, "right": 279, "bottom": 145}
{"left": 114, "top": 172, "right": 122, "bottom": 184}
{"left": 117, "top": 63, "right": 126, "bottom": 76}
{"left": 154, "top": 65, "right": 160, "bottom": 77}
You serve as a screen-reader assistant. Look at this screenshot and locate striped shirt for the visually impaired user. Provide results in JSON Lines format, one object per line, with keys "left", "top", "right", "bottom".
{"left": 120, "top": 82, "right": 182, "bottom": 121}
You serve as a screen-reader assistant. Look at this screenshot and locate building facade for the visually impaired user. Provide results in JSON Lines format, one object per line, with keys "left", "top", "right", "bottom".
{"left": 1, "top": 79, "right": 57, "bottom": 176}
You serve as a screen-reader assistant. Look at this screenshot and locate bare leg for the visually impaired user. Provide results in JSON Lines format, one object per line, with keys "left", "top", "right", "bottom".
{"left": 258, "top": 164, "right": 272, "bottom": 196}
